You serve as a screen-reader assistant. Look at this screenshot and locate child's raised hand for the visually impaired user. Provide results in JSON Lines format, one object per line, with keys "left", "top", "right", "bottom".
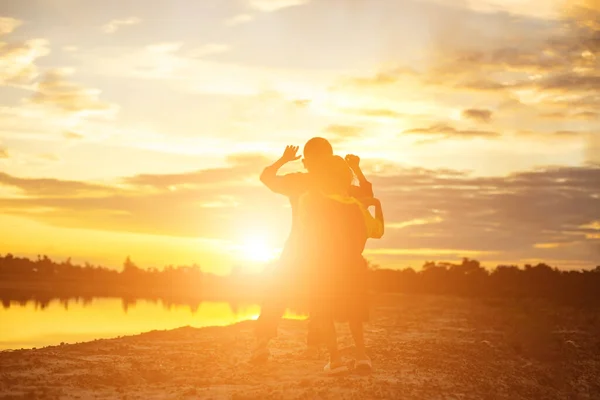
{"left": 345, "top": 154, "right": 361, "bottom": 170}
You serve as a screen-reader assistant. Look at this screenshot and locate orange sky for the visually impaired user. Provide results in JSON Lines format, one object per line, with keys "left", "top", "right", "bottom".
{"left": 0, "top": 0, "right": 599, "bottom": 273}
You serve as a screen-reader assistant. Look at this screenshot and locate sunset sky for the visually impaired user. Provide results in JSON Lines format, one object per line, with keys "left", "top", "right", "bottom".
{"left": 0, "top": 0, "right": 598, "bottom": 273}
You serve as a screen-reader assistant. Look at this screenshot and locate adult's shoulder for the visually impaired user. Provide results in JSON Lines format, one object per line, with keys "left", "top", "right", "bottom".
{"left": 264, "top": 172, "right": 310, "bottom": 197}
{"left": 285, "top": 172, "right": 312, "bottom": 195}
{"left": 284, "top": 172, "right": 310, "bottom": 182}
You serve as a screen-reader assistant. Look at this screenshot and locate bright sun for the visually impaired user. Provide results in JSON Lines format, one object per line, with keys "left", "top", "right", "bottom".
{"left": 240, "top": 237, "right": 277, "bottom": 263}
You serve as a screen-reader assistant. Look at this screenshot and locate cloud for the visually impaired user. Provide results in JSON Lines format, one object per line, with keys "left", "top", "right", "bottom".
{"left": 428, "top": 0, "right": 561, "bottom": 19}
{"left": 534, "top": 242, "right": 568, "bottom": 249}
{"left": 29, "top": 68, "right": 117, "bottom": 116}
{"left": 63, "top": 131, "right": 84, "bottom": 140}
{"left": 0, "top": 172, "right": 114, "bottom": 197}
{"left": 326, "top": 1, "right": 598, "bottom": 159}
{"left": 338, "top": 1, "right": 598, "bottom": 95}
{"left": 538, "top": 73, "right": 600, "bottom": 92}
{"left": 225, "top": 14, "right": 254, "bottom": 26}
{"left": 0, "top": 153, "right": 282, "bottom": 240}
{"left": 538, "top": 111, "right": 599, "bottom": 120}
{"left": 1, "top": 162, "right": 598, "bottom": 267}
{"left": 403, "top": 123, "right": 500, "bottom": 139}
{"left": 462, "top": 108, "right": 493, "bottom": 123}
{"left": 364, "top": 248, "right": 497, "bottom": 257}
{"left": 122, "top": 153, "right": 270, "bottom": 189}
{"left": 347, "top": 108, "right": 402, "bottom": 119}
{"left": 366, "top": 164, "right": 600, "bottom": 265}
{"left": 0, "top": 147, "right": 8, "bottom": 159}
{"left": 38, "top": 153, "right": 59, "bottom": 162}
{"left": 553, "top": 130, "right": 586, "bottom": 137}
{"left": 587, "top": 133, "right": 600, "bottom": 164}
{"left": 350, "top": 72, "right": 399, "bottom": 86}
{"left": 0, "top": 17, "right": 22, "bottom": 35}
{"left": 387, "top": 216, "right": 444, "bottom": 230}
{"left": 324, "top": 124, "right": 363, "bottom": 138}
{"left": 455, "top": 78, "right": 511, "bottom": 92}
{"left": 347, "top": 67, "right": 418, "bottom": 87}
{"left": 575, "top": 111, "right": 599, "bottom": 119}
{"left": 0, "top": 18, "right": 50, "bottom": 86}
{"left": 564, "top": 0, "right": 600, "bottom": 30}
{"left": 102, "top": 17, "right": 141, "bottom": 34}
{"left": 248, "top": 0, "right": 310, "bottom": 12}
{"left": 292, "top": 99, "right": 311, "bottom": 108}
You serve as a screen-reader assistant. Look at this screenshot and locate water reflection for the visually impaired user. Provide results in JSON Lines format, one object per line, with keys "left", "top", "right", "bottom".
{"left": 0, "top": 296, "right": 281, "bottom": 350}
{"left": 0, "top": 293, "right": 256, "bottom": 314}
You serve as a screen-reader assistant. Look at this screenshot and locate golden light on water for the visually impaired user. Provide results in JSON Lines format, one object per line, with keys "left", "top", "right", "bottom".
{"left": 0, "top": 299, "right": 308, "bottom": 349}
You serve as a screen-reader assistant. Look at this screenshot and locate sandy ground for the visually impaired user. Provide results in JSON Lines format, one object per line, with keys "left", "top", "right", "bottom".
{"left": 1, "top": 294, "right": 599, "bottom": 400}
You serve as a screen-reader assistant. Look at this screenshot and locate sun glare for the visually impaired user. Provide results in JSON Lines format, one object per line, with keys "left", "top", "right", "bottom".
{"left": 240, "top": 237, "right": 277, "bottom": 263}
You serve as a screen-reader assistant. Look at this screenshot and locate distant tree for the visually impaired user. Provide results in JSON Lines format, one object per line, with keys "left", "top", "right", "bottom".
{"left": 123, "top": 256, "right": 139, "bottom": 273}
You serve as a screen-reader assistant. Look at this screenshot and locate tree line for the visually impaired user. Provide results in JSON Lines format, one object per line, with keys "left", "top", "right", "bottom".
{"left": 1, "top": 253, "right": 599, "bottom": 307}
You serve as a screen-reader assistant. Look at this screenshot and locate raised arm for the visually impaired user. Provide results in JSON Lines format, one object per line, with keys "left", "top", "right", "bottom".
{"left": 345, "top": 154, "right": 373, "bottom": 198}
{"left": 260, "top": 145, "right": 301, "bottom": 195}
{"left": 360, "top": 197, "right": 384, "bottom": 239}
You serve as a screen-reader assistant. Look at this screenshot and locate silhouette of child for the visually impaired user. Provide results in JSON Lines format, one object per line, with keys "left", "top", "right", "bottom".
{"left": 299, "top": 155, "right": 384, "bottom": 375}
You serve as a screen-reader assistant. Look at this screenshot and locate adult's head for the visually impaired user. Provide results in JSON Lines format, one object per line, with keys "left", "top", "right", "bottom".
{"left": 314, "top": 155, "right": 353, "bottom": 195}
{"left": 302, "top": 137, "right": 333, "bottom": 172}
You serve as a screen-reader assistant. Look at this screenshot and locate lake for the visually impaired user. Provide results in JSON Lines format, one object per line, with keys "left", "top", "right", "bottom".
{"left": 0, "top": 297, "right": 306, "bottom": 350}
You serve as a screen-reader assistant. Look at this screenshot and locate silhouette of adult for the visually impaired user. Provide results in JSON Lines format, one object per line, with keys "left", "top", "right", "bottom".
{"left": 253, "top": 138, "right": 373, "bottom": 361}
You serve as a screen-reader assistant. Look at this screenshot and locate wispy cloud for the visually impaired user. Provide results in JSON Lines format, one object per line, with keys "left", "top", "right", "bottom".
{"left": 63, "top": 131, "right": 84, "bottom": 140}
{"left": 347, "top": 67, "right": 418, "bottom": 87}
{"left": 324, "top": 124, "right": 363, "bottom": 138}
{"left": 387, "top": 216, "right": 444, "bottom": 230}
{"left": 38, "top": 153, "right": 59, "bottom": 162}
{"left": 29, "top": 68, "right": 118, "bottom": 117}
{"left": 0, "top": 172, "right": 114, "bottom": 197}
{"left": 225, "top": 14, "right": 254, "bottom": 26}
{"left": 102, "top": 17, "right": 141, "bottom": 34}
{"left": 344, "top": 108, "right": 403, "bottom": 119}
{"left": 462, "top": 108, "right": 493, "bottom": 123}
{"left": 403, "top": 123, "right": 500, "bottom": 140}
{"left": 587, "top": 133, "right": 600, "bottom": 164}
{"left": 248, "top": 0, "right": 310, "bottom": 12}
{"left": 0, "top": 18, "right": 50, "bottom": 86}
{"left": 0, "top": 17, "right": 22, "bottom": 35}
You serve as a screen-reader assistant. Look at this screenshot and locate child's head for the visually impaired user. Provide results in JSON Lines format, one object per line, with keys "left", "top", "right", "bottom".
{"left": 314, "top": 155, "right": 353, "bottom": 195}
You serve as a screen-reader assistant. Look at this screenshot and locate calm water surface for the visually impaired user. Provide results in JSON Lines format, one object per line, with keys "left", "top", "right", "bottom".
{"left": 0, "top": 297, "right": 304, "bottom": 350}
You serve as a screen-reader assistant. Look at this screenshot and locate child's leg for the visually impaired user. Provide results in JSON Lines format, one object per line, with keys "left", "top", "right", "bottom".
{"left": 349, "top": 319, "right": 368, "bottom": 360}
{"left": 306, "top": 316, "right": 321, "bottom": 348}
{"left": 321, "top": 316, "right": 341, "bottom": 364}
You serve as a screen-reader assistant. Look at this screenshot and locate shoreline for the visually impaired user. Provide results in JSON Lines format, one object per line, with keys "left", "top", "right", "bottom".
{"left": 2, "top": 295, "right": 599, "bottom": 399}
